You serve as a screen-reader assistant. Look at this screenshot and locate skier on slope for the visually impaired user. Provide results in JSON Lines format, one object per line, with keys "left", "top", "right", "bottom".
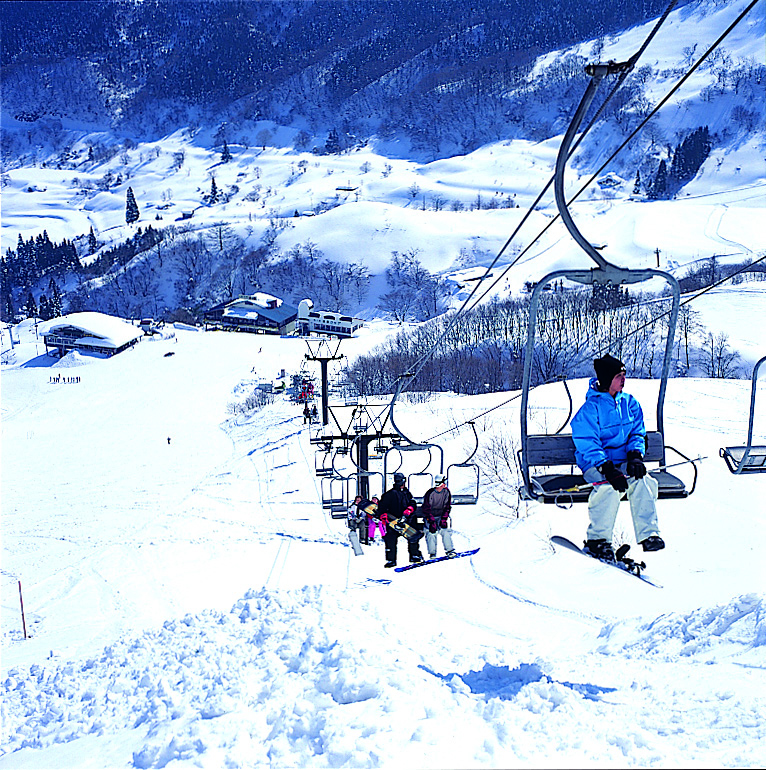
{"left": 376, "top": 473, "right": 424, "bottom": 568}
{"left": 571, "top": 354, "right": 665, "bottom": 562}
{"left": 422, "top": 474, "right": 455, "bottom": 559}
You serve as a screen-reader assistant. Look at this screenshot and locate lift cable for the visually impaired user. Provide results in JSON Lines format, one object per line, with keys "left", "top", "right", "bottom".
{"left": 462, "top": 0, "right": 763, "bottom": 317}
{"left": 379, "top": 1, "right": 682, "bottom": 433}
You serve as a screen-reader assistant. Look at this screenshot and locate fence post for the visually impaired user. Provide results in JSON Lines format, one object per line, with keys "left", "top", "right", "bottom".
{"left": 18, "top": 580, "right": 28, "bottom": 640}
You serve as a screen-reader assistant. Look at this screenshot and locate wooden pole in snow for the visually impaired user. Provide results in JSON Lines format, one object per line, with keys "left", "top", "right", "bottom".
{"left": 18, "top": 580, "right": 28, "bottom": 640}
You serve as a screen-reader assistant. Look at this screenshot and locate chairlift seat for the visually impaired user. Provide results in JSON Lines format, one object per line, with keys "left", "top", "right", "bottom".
{"left": 521, "top": 431, "right": 693, "bottom": 504}
{"left": 720, "top": 445, "right": 766, "bottom": 474}
{"left": 446, "top": 459, "right": 480, "bottom": 506}
{"left": 450, "top": 493, "right": 479, "bottom": 505}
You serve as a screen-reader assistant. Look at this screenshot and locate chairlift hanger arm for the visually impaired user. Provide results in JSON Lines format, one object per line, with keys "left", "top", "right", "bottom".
{"left": 554, "top": 61, "right": 632, "bottom": 271}
{"left": 389, "top": 373, "right": 419, "bottom": 446}
{"left": 462, "top": 421, "right": 479, "bottom": 465}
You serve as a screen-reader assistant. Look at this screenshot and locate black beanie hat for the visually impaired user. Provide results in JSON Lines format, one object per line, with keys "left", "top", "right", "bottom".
{"left": 593, "top": 354, "right": 626, "bottom": 391}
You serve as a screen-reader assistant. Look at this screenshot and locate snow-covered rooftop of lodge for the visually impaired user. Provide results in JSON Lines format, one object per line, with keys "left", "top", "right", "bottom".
{"left": 39, "top": 312, "right": 143, "bottom": 349}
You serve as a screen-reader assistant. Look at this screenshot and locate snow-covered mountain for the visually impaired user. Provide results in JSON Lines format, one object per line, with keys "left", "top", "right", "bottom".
{"left": 1, "top": 0, "right": 764, "bottom": 325}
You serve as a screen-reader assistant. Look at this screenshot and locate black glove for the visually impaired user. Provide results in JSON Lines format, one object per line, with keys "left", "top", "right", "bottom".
{"left": 428, "top": 523, "right": 437, "bottom": 534}
{"left": 626, "top": 450, "right": 647, "bottom": 479}
{"left": 599, "top": 460, "right": 629, "bottom": 492}
{"left": 439, "top": 516, "right": 449, "bottom": 529}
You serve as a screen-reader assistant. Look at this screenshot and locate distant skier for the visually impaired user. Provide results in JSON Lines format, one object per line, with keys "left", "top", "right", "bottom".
{"left": 571, "top": 354, "right": 664, "bottom": 563}
{"left": 303, "top": 404, "right": 311, "bottom": 424}
{"left": 376, "top": 473, "right": 424, "bottom": 568}
{"left": 422, "top": 474, "right": 455, "bottom": 559}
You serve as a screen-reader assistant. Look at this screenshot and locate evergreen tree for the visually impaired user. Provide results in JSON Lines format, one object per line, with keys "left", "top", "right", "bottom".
{"left": 126, "top": 187, "right": 140, "bottom": 224}
{"left": 1, "top": 258, "right": 14, "bottom": 323}
{"left": 208, "top": 177, "right": 218, "bottom": 205}
{"left": 221, "top": 139, "right": 232, "bottom": 163}
{"left": 25, "top": 291, "right": 37, "bottom": 318}
{"left": 88, "top": 226, "right": 98, "bottom": 254}
{"left": 632, "top": 170, "right": 641, "bottom": 195}
{"left": 39, "top": 294, "right": 52, "bottom": 321}
{"left": 324, "top": 129, "right": 341, "bottom": 154}
{"left": 669, "top": 126, "right": 712, "bottom": 187}
{"left": 48, "top": 277, "right": 63, "bottom": 317}
{"left": 649, "top": 159, "right": 668, "bottom": 200}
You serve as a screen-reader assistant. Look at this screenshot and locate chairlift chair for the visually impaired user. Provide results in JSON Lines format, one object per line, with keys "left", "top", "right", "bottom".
{"left": 720, "top": 354, "right": 766, "bottom": 474}
{"left": 518, "top": 60, "right": 696, "bottom": 504}
{"left": 384, "top": 374, "right": 445, "bottom": 503}
{"left": 314, "top": 445, "right": 334, "bottom": 477}
{"left": 321, "top": 475, "right": 352, "bottom": 518}
{"left": 383, "top": 443, "right": 444, "bottom": 504}
{"left": 446, "top": 422, "right": 481, "bottom": 505}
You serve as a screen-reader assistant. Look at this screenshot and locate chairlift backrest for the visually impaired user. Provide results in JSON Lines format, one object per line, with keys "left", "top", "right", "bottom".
{"left": 445, "top": 462, "right": 480, "bottom": 505}
{"left": 720, "top": 354, "right": 766, "bottom": 475}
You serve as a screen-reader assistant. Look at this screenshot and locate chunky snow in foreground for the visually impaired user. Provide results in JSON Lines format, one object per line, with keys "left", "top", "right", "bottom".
{"left": 4, "top": 587, "right": 764, "bottom": 769}
{"left": 2, "top": 304, "right": 765, "bottom": 768}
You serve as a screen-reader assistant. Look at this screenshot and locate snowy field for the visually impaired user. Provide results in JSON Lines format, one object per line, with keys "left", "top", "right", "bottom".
{"left": 2, "top": 283, "right": 765, "bottom": 768}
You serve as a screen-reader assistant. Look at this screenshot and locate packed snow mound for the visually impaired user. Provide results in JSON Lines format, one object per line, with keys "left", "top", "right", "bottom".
{"left": 598, "top": 593, "right": 766, "bottom": 660}
{"left": 52, "top": 349, "right": 104, "bottom": 367}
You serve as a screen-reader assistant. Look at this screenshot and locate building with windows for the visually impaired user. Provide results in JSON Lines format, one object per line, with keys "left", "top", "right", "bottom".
{"left": 204, "top": 293, "right": 298, "bottom": 335}
{"left": 40, "top": 312, "right": 143, "bottom": 357}
{"left": 296, "top": 299, "right": 364, "bottom": 338}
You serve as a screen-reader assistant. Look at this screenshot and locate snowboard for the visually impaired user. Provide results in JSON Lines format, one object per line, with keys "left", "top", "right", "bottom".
{"left": 550, "top": 536, "right": 661, "bottom": 587}
{"left": 387, "top": 516, "right": 421, "bottom": 542}
{"left": 348, "top": 530, "right": 364, "bottom": 556}
{"left": 394, "top": 547, "right": 480, "bottom": 572}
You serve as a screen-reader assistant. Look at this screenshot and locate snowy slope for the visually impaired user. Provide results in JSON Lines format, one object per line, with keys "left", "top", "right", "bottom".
{"left": 2, "top": 283, "right": 765, "bottom": 767}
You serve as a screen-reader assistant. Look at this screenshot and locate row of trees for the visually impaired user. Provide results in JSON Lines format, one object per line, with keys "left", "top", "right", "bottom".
{"left": 345, "top": 283, "right": 745, "bottom": 398}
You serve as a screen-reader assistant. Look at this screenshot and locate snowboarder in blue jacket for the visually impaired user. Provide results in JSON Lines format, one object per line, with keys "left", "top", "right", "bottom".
{"left": 571, "top": 354, "right": 665, "bottom": 562}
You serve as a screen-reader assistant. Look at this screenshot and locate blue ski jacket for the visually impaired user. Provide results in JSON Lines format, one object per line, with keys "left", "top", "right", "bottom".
{"left": 571, "top": 377, "right": 647, "bottom": 472}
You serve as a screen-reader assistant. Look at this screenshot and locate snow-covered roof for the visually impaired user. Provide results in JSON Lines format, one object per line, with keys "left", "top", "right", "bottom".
{"left": 39, "top": 312, "right": 143, "bottom": 349}
{"left": 229, "top": 293, "right": 282, "bottom": 310}
{"left": 223, "top": 302, "right": 297, "bottom": 324}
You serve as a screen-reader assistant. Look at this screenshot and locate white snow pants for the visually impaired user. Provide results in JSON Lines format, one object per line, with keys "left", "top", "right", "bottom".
{"left": 583, "top": 468, "right": 660, "bottom": 544}
{"left": 425, "top": 526, "right": 454, "bottom": 557}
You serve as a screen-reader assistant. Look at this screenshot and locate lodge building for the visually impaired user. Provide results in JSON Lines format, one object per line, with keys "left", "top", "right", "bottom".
{"left": 41, "top": 312, "right": 143, "bottom": 357}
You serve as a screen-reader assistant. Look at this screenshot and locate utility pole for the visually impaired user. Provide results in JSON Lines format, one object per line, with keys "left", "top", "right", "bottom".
{"left": 655, "top": 247, "right": 661, "bottom": 268}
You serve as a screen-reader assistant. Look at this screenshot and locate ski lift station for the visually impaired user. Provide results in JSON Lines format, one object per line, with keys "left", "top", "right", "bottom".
{"left": 203, "top": 295, "right": 363, "bottom": 338}
{"left": 40, "top": 312, "right": 143, "bottom": 357}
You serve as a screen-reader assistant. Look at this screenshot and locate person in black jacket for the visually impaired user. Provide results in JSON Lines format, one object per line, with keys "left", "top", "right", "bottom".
{"left": 376, "top": 473, "right": 424, "bottom": 568}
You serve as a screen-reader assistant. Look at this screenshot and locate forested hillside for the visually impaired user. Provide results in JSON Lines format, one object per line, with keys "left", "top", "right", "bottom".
{"left": 2, "top": 0, "right": 681, "bottom": 151}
